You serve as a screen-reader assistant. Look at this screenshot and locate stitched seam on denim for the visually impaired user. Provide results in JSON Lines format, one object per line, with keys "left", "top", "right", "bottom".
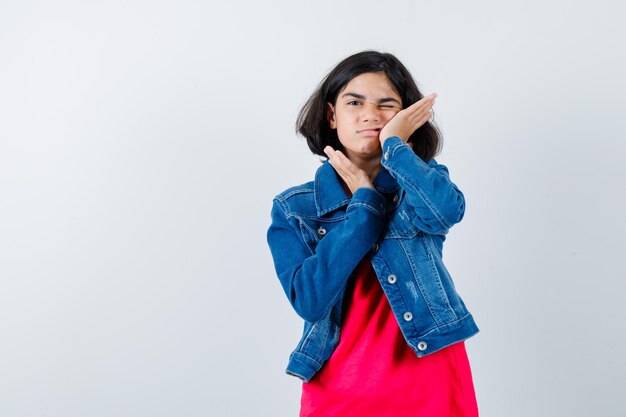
{"left": 316, "top": 279, "right": 351, "bottom": 333}
{"left": 280, "top": 188, "right": 313, "bottom": 200}
{"left": 377, "top": 254, "right": 414, "bottom": 341}
{"left": 346, "top": 202, "right": 383, "bottom": 217}
{"left": 421, "top": 235, "right": 451, "bottom": 307}
{"left": 290, "top": 351, "right": 323, "bottom": 367}
{"left": 283, "top": 212, "right": 344, "bottom": 225}
{"left": 426, "top": 233, "right": 441, "bottom": 258}
{"left": 300, "top": 321, "right": 318, "bottom": 351}
{"left": 315, "top": 165, "right": 350, "bottom": 214}
{"left": 383, "top": 148, "right": 452, "bottom": 230}
{"left": 289, "top": 217, "right": 314, "bottom": 256}
{"left": 398, "top": 238, "right": 442, "bottom": 326}
{"left": 319, "top": 199, "right": 351, "bottom": 215}
{"left": 315, "top": 317, "right": 333, "bottom": 360}
{"left": 314, "top": 168, "right": 323, "bottom": 211}
{"left": 285, "top": 370, "right": 307, "bottom": 381}
{"left": 273, "top": 197, "right": 289, "bottom": 215}
{"left": 389, "top": 141, "right": 405, "bottom": 157}
{"left": 296, "top": 216, "right": 319, "bottom": 239}
{"left": 427, "top": 250, "right": 457, "bottom": 321}
{"left": 386, "top": 177, "right": 449, "bottom": 232}
{"left": 288, "top": 213, "right": 346, "bottom": 222}
{"left": 415, "top": 187, "right": 451, "bottom": 229}
{"left": 414, "top": 312, "right": 474, "bottom": 338}
{"left": 300, "top": 288, "right": 343, "bottom": 356}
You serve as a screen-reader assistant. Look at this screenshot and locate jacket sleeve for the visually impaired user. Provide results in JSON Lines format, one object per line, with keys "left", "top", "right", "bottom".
{"left": 266, "top": 187, "right": 387, "bottom": 322}
{"left": 381, "top": 136, "right": 466, "bottom": 235}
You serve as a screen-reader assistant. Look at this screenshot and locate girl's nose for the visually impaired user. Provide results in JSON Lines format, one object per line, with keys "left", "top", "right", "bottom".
{"left": 361, "top": 102, "right": 382, "bottom": 121}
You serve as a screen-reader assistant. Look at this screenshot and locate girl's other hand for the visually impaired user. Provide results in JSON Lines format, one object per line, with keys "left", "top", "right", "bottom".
{"left": 379, "top": 93, "right": 437, "bottom": 146}
{"left": 323, "top": 146, "right": 375, "bottom": 195}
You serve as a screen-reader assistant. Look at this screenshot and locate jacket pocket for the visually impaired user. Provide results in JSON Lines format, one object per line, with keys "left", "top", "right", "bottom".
{"left": 296, "top": 217, "right": 319, "bottom": 255}
{"left": 296, "top": 216, "right": 345, "bottom": 254}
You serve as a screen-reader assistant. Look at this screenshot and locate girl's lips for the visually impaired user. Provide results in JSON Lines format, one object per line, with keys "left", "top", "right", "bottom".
{"left": 359, "top": 129, "right": 380, "bottom": 137}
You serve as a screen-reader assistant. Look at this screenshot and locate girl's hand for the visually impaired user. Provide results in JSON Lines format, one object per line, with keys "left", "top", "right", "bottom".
{"left": 323, "top": 146, "right": 374, "bottom": 195}
{"left": 379, "top": 93, "right": 437, "bottom": 146}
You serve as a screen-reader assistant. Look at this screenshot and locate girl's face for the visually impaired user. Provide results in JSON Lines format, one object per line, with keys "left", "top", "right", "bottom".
{"left": 327, "top": 71, "right": 402, "bottom": 160}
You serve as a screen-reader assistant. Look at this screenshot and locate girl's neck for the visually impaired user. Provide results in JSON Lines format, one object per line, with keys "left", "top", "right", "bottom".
{"left": 342, "top": 152, "right": 381, "bottom": 196}
{"left": 350, "top": 153, "right": 381, "bottom": 179}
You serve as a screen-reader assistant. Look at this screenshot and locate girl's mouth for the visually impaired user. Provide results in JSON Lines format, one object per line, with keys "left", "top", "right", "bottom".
{"left": 359, "top": 129, "right": 381, "bottom": 137}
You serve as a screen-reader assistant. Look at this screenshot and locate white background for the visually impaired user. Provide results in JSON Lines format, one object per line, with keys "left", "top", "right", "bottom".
{"left": 1, "top": 1, "right": 625, "bottom": 416}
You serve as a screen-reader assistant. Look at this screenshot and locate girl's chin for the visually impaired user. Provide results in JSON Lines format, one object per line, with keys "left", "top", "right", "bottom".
{"left": 355, "top": 144, "right": 383, "bottom": 156}
{"left": 339, "top": 138, "right": 382, "bottom": 157}
{"left": 360, "top": 140, "right": 382, "bottom": 151}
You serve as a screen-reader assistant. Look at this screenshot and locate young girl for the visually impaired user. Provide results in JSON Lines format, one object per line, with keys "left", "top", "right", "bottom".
{"left": 266, "top": 50, "right": 480, "bottom": 416}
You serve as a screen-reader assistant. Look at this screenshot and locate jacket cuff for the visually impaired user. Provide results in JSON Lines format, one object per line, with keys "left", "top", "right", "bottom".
{"left": 347, "top": 187, "right": 387, "bottom": 217}
{"left": 382, "top": 135, "right": 412, "bottom": 162}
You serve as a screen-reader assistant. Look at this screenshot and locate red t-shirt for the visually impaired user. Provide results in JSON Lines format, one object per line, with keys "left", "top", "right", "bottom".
{"left": 300, "top": 257, "right": 479, "bottom": 417}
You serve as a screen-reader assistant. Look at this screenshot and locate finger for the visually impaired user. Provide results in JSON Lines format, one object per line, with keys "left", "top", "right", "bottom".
{"left": 412, "top": 108, "right": 434, "bottom": 131}
{"left": 324, "top": 146, "right": 341, "bottom": 170}
{"left": 325, "top": 147, "right": 363, "bottom": 179}
{"left": 333, "top": 151, "right": 359, "bottom": 174}
{"left": 387, "top": 97, "right": 428, "bottom": 120}
{"left": 411, "top": 94, "right": 436, "bottom": 109}
{"left": 402, "top": 103, "right": 434, "bottom": 132}
{"left": 324, "top": 146, "right": 338, "bottom": 164}
{"left": 332, "top": 152, "right": 359, "bottom": 182}
{"left": 325, "top": 147, "right": 354, "bottom": 180}
{"left": 405, "top": 94, "right": 437, "bottom": 116}
{"left": 408, "top": 103, "right": 435, "bottom": 124}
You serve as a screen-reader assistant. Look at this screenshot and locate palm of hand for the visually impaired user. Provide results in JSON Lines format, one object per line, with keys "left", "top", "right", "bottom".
{"left": 379, "top": 93, "right": 437, "bottom": 145}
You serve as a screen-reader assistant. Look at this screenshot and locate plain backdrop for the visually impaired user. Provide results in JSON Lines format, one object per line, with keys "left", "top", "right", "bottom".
{"left": 1, "top": 1, "right": 625, "bottom": 416}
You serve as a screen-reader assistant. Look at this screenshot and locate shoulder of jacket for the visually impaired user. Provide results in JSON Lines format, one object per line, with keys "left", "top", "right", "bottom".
{"left": 273, "top": 180, "right": 315, "bottom": 202}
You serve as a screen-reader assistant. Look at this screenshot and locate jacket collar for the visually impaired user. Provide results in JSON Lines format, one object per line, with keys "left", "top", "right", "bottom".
{"left": 314, "top": 160, "right": 399, "bottom": 216}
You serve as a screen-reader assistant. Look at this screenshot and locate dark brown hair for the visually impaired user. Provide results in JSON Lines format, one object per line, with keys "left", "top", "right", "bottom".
{"left": 296, "top": 50, "right": 443, "bottom": 163}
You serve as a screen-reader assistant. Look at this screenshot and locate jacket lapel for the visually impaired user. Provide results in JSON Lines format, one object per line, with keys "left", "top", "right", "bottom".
{"left": 314, "top": 160, "right": 399, "bottom": 216}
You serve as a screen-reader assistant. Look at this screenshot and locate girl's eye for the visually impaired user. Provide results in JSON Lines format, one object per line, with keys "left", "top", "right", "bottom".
{"left": 345, "top": 101, "right": 399, "bottom": 110}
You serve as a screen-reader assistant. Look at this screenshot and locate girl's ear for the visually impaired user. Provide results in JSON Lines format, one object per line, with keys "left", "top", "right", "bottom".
{"left": 326, "top": 102, "right": 337, "bottom": 129}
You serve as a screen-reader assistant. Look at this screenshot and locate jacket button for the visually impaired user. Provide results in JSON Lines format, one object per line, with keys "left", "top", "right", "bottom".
{"left": 387, "top": 274, "right": 397, "bottom": 284}
{"left": 393, "top": 194, "right": 399, "bottom": 203}
{"left": 403, "top": 312, "right": 413, "bottom": 321}
{"left": 317, "top": 227, "right": 326, "bottom": 236}
{"left": 417, "top": 341, "right": 428, "bottom": 351}
{"left": 384, "top": 150, "right": 390, "bottom": 160}
{"left": 371, "top": 243, "right": 379, "bottom": 253}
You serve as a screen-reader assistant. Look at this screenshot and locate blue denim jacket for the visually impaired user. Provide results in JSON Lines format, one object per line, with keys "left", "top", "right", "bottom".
{"left": 266, "top": 136, "right": 479, "bottom": 382}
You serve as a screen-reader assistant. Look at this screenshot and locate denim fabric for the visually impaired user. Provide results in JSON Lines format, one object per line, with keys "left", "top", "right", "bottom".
{"left": 266, "top": 136, "right": 479, "bottom": 382}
